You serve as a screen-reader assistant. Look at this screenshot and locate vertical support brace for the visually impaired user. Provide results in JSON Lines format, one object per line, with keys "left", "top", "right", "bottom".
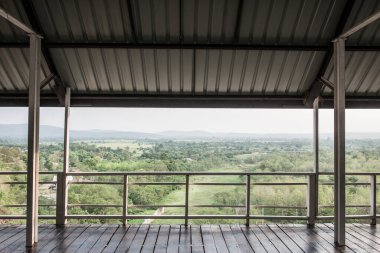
{"left": 26, "top": 34, "right": 41, "bottom": 247}
{"left": 370, "top": 175, "right": 377, "bottom": 226}
{"left": 246, "top": 175, "right": 251, "bottom": 226}
{"left": 56, "top": 172, "right": 65, "bottom": 225}
{"left": 308, "top": 97, "right": 319, "bottom": 227}
{"left": 57, "top": 88, "right": 70, "bottom": 226}
{"left": 333, "top": 38, "right": 346, "bottom": 246}
{"left": 307, "top": 174, "right": 317, "bottom": 227}
{"left": 185, "top": 175, "right": 189, "bottom": 226}
{"left": 123, "top": 175, "right": 129, "bottom": 226}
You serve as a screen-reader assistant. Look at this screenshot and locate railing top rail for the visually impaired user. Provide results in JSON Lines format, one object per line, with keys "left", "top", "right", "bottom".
{"left": 1, "top": 171, "right": 380, "bottom": 176}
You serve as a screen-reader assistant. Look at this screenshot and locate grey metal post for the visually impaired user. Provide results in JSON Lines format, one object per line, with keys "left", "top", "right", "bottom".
{"left": 56, "top": 172, "right": 65, "bottom": 224}
{"left": 123, "top": 175, "right": 129, "bottom": 226}
{"left": 333, "top": 38, "right": 346, "bottom": 246}
{"left": 307, "top": 174, "right": 317, "bottom": 227}
{"left": 308, "top": 97, "right": 319, "bottom": 227}
{"left": 246, "top": 175, "right": 251, "bottom": 226}
{"left": 185, "top": 175, "right": 189, "bottom": 226}
{"left": 370, "top": 175, "right": 377, "bottom": 226}
{"left": 26, "top": 34, "right": 41, "bottom": 247}
{"left": 57, "top": 88, "right": 70, "bottom": 225}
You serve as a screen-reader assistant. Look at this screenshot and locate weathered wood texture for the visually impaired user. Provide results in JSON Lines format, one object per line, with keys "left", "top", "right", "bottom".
{"left": 0, "top": 223, "right": 378, "bottom": 252}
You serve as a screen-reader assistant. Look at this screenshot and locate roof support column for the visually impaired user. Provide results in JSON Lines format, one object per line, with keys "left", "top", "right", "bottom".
{"left": 56, "top": 88, "right": 70, "bottom": 225}
{"left": 26, "top": 34, "right": 41, "bottom": 247}
{"left": 333, "top": 38, "right": 346, "bottom": 246}
{"left": 308, "top": 97, "right": 319, "bottom": 227}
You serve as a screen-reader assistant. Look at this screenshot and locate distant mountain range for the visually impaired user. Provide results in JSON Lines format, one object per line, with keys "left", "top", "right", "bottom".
{"left": 1, "top": 124, "right": 380, "bottom": 142}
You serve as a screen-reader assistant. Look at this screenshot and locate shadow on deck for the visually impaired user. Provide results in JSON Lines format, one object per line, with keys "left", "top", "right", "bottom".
{"left": 0, "top": 223, "right": 378, "bottom": 252}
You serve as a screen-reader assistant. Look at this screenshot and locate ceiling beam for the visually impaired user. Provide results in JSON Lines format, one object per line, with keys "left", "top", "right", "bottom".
{"left": 0, "top": 94, "right": 305, "bottom": 108}
{"left": 0, "top": 7, "right": 39, "bottom": 36}
{"left": 2, "top": 42, "right": 380, "bottom": 51}
{"left": 1, "top": 93, "right": 380, "bottom": 108}
{"left": 304, "top": 0, "right": 355, "bottom": 107}
{"left": 20, "top": 0, "right": 65, "bottom": 105}
{"left": 233, "top": 0, "right": 244, "bottom": 44}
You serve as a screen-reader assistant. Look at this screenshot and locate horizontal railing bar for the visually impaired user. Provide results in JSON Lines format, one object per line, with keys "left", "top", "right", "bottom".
{"left": 317, "top": 215, "right": 374, "bottom": 220}
{"left": 191, "top": 205, "right": 245, "bottom": 208}
{"left": 4, "top": 204, "right": 375, "bottom": 209}
{"left": 0, "top": 204, "right": 56, "bottom": 207}
{"left": 1, "top": 171, "right": 380, "bottom": 176}
{"left": 0, "top": 215, "right": 55, "bottom": 219}
{"left": 319, "top": 204, "right": 374, "bottom": 208}
{"left": 4, "top": 182, "right": 380, "bottom": 186}
{"left": 320, "top": 183, "right": 372, "bottom": 186}
{"left": 129, "top": 182, "right": 185, "bottom": 185}
{"left": 252, "top": 183, "right": 307, "bottom": 186}
{"left": 65, "top": 214, "right": 310, "bottom": 220}
{"left": 2, "top": 214, "right": 379, "bottom": 220}
{"left": 131, "top": 205, "right": 186, "bottom": 208}
{"left": 3, "top": 181, "right": 379, "bottom": 186}
{"left": 70, "top": 182, "right": 123, "bottom": 185}
{"left": 68, "top": 204, "right": 123, "bottom": 208}
{"left": 192, "top": 183, "right": 245, "bottom": 186}
{"left": 65, "top": 172, "right": 315, "bottom": 176}
{"left": 2, "top": 182, "right": 56, "bottom": 185}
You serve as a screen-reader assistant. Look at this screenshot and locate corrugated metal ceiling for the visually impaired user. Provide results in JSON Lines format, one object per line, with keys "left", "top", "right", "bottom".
{"left": 0, "top": 0, "right": 380, "bottom": 107}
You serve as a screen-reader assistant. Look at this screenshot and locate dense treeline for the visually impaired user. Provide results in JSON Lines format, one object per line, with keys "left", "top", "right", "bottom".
{"left": 0, "top": 138, "right": 379, "bottom": 224}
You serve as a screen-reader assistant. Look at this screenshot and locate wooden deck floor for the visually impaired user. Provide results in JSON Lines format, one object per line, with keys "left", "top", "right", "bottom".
{"left": 0, "top": 223, "right": 379, "bottom": 252}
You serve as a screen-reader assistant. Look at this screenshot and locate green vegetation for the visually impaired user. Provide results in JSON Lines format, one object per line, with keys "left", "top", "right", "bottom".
{"left": 0, "top": 137, "right": 379, "bottom": 224}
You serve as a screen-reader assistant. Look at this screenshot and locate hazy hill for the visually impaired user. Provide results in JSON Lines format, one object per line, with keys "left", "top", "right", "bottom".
{"left": 1, "top": 124, "right": 380, "bottom": 142}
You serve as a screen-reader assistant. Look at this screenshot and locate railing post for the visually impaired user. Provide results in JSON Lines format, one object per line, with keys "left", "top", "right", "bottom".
{"left": 123, "top": 175, "right": 129, "bottom": 226}
{"left": 185, "top": 174, "right": 189, "bottom": 226}
{"left": 56, "top": 87, "right": 70, "bottom": 226}
{"left": 370, "top": 175, "right": 377, "bottom": 226}
{"left": 333, "top": 37, "right": 346, "bottom": 246}
{"left": 246, "top": 175, "right": 251, "bottom": 226}
{"left": 56, "top": 172, "right": 67, "bottom": 225}
{"left": 26, "top": 34, "right": 41, "bottom": 247}
{"left": 307, "top": 174, "right": 317, "bottom": 227}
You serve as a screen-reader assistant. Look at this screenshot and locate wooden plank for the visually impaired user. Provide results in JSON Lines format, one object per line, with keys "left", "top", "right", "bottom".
{"left": 0, "top": 225, "right": 24, "bottom": 244}
{"left": 313, "top": 224, "right": 356, "bottom": 252}
{"left": 239, "top": 225, "right": 267, "bottom": 252}
{"left": 353, "top": 223, "right": 380, "bottom": 240}
{"left": 210, "top": 225, "right": 229, "bottom": 253}
{"left": 219, "top": 225, "right": 241, "bottom": 253}
{"left": 230, "top": 225, "right": 254, "bottom": 253}
{"left": 11, "top": 226, "right": 56, "bottom": 253}
{"left": 154, "top": 225, "right": 170, "bottom": 253}
{"left": 249, "top": 225, "right": 278, "bottom": 252}
{"left": 346, "top": 224, "right": 380, "bottom": 247}
{"left": 200, "top": 225, "right": 217, "bottom": 253}
{"left": 267, "top": 224, "right": 303, "bottom": 253}
{"left": 279, "top": 224, "right": 328, "bottom": 253}
{"left": 127, "top": 225, "right": 150, "bottom": 253}
{"left": 179, "top": 225, "right": 191, "bottom": 253}
{"left": 1, "top": 225, "right": 52, "bottom": 253}
{"left": 59, "top": 225, "right": 97, "bottom": 252}
{"left": 259, "top": 224, "right": 291, "bottom": 252}
{"left": 50, "top": 225, "right": 91, "bottom": 253}
{"left": 36, "top": 226, "right": 78, "bottom": 253}
{"left": 191, "top": 225, "right": 204, "bottom": 253}
{"left": 167, "top": 225, "right": 180, "bottom": 253}
{"left": 88, "top": 225, "right": 119, "bottom": 253}
{"left": 112, "top": 225, "right": 136, "bottom": 253}
{"left": 76, "top": 225, "right": 108, "bottom": 253}
{"left": 325, "top": 223, "right": 375, "bottom": 252}
{"left": 141, "top": 225, "right": 160, "bottom": 253}
{"left": 59, "top": 225, "right": 98, "bottom": 252}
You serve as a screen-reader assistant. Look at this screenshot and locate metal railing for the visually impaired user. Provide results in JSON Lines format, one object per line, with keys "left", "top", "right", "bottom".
{"left": 0, "top": 171, "right": 378, "bottom": 225}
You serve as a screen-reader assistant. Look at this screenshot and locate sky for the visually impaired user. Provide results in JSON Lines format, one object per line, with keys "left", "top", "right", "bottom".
{"left": 0, "top": 107, "right": 379, "bottom": 134}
